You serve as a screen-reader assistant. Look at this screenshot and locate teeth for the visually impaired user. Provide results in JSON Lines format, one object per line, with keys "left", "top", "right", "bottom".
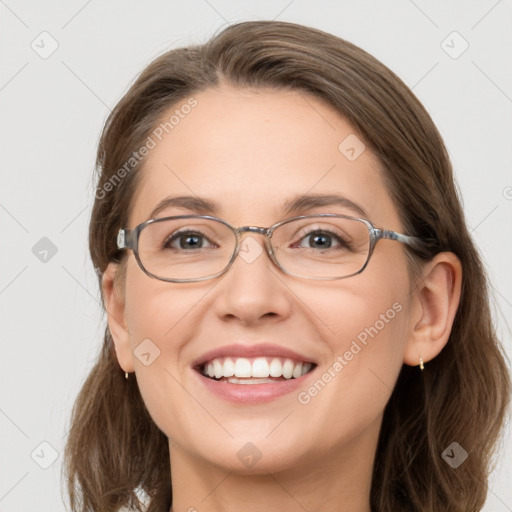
{"left": 224, "top": 377, "right": 278, "bottom": 384}
{"left": 202, "top": 357, "right": 313, "bottom": 380}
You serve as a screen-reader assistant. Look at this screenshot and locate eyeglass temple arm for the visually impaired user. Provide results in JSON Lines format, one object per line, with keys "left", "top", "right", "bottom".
{"left": 117, "top": 228, "right": 131, "bottom": 250}
{"left": 375, "top": 228, "right": 425, "bottom": 250}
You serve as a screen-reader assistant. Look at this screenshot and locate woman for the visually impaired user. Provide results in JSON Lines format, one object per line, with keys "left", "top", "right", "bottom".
{"left": 62, "top": 20, "right": 511, "bottom": 512}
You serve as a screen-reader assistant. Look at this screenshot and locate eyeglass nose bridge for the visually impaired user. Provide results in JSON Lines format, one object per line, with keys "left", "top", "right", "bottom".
{"left": 232, "top": 225, "right": 274, "bottom": 253}
{"left": 235, "top": 226, "right": 270, "bottom": 235}
{"left": 229, "top": 225, "right": 281, "bottom": 270}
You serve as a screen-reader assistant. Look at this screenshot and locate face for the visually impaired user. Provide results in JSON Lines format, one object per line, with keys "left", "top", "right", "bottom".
{"left": 110, "top": 86, "right": 415, "bottom": 474}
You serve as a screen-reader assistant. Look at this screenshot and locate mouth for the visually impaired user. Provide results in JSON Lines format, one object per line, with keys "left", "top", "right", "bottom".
{"left": 194, "top": 356, "right": 318, "bottom": 385}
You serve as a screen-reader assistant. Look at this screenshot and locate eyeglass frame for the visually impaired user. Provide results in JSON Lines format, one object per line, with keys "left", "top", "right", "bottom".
{"left": 116, "top": 213, "right": 426, "bottom": 283}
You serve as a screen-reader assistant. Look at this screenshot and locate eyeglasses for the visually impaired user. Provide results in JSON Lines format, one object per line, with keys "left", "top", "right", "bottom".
{"left": 116, "top": 214, "right": 425, "bottom": 283}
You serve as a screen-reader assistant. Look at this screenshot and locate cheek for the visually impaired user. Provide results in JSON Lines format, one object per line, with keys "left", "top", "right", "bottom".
{"left": 308, "top": 251, "right": 411, "bottom": 383}
{"left": 124, "top": 276, "right": 168, "bottom": 347}
{"left": 122, "top": 261, "right": 180, "bottom": 381}
{"left": 324, "top": 287, "right": 407, "bottom": 380}
{"left": 289, "top": 268, "right": 410, "bottom": 446}
{"left": 124, "top": 273, "right": 202, "bottom": 354}
{"left": 122, "top": 270, "right": 207, "bottom": 436}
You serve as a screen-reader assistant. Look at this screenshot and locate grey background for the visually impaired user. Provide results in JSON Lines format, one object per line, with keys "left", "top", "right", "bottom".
{"left": 1, "top": 1, "right": 511, "bottom": 510}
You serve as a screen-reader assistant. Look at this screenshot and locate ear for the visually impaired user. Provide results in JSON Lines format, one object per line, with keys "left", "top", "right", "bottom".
{"left": 102, "top": 262, "right": 135, "bottom": 373}
{"left": 403, "top": 252, "right": 462, "bottom": 368}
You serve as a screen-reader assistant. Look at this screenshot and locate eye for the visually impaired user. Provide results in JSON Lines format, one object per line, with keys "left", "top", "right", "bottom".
{"left": 164, "top": 230, "right": 215, "bottom": 250}
{"left": 294, "top": 229, "right": 351, "bottom": 250}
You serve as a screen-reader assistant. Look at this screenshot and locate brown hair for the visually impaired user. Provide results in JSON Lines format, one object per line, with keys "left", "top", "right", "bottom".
{"left": 62, "top": 20, "right": 511, "bottom": 512}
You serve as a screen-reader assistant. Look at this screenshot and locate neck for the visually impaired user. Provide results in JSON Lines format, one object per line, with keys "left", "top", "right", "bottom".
{"left": 167, "top": 415, "right": 380, "bottom": 512}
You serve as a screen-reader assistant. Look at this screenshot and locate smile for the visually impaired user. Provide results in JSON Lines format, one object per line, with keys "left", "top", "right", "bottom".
{"left": 199, "top": 356, "right": 316, "bottom": 382}
{"left": 193, "top": 358, "right": 318, "bottom": 404}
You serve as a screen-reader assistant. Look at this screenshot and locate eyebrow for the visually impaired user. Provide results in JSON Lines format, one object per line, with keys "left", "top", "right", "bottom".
{"left": 148, "top": 193, "right": 368, "bottom": 220}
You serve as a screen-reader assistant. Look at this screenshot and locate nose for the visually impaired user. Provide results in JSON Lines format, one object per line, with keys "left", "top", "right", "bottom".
{"left": 212, "top": 232, "right": 292, "bottom": 325}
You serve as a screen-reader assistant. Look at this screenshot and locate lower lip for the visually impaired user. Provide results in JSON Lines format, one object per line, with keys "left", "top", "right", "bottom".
{"left": 193, "top": 368, "right": 316, "bottom": 404}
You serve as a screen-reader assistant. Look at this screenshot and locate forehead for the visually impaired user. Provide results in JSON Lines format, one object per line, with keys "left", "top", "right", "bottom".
{"left": 128, "top": 86, "right": 399, "bottom": 229}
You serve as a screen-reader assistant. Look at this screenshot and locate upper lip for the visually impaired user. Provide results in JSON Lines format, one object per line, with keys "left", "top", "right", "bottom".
{"left": 192, "top": 343, "right": 318, "bottom": 369}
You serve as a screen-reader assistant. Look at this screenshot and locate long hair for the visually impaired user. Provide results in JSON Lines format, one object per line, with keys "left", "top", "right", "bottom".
{"left": 62, "top": 20, "right": 511, "bottom": 512}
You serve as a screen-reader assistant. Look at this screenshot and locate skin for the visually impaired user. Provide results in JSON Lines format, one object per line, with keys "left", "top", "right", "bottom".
{"left": 102, "top": 85, "right": 462, "bottom": 512}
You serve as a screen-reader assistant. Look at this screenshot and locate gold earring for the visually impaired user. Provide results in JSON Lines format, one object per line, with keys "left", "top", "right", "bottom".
{"left": 419, "top": 357, "right": 424, "bottom": 371}
{"left": 125, "top": 371, "right": 129, "bottom": 380}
